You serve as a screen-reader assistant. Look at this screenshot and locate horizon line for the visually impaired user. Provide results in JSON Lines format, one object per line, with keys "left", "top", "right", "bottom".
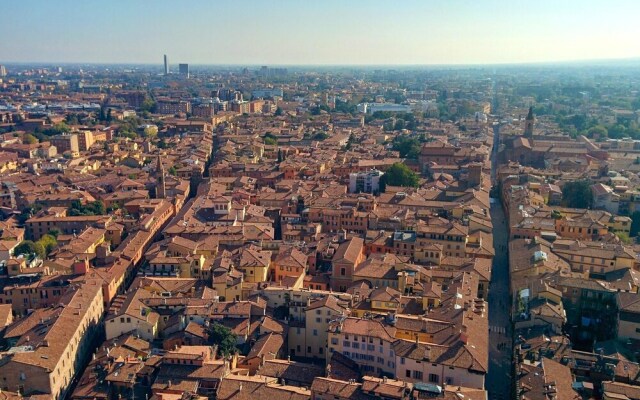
{"left": 3, "top": 56, "right": 640, "bottom": 68}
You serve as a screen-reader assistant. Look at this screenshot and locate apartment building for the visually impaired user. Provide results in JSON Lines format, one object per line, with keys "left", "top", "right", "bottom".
{"left": 327, "top": 316, "right": 397, "bottom": 377}
{"left": 0, "top": 282, "right": 104, "bottom": 399}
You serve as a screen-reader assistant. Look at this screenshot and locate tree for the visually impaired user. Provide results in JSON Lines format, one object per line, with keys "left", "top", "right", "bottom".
{"left": 168, "top": 166, "right": 177, "bottom": 176}
{"left": 140, "top": 98, "right": 156, "bottom": 113}
{"left": 274, "top": 107, "right": 283, "bottom": 116}
{"left": 23, "top": 134, "right": 38, "bottom": 144}
{"left": 264, "top": 132, "right": 278, "bottom": 145}
{"left": 68, "top": 200, "right": 106, "bottom": 216}
{"left": 616, "top": 232, "right": 632, "bottom": 244}
{"left": 392, "top": 136, "right": 421, "bottom": 160}
{"left": 207, "top": 323, "right": 237, "bottom": 357}
{"left": 587, "top": 125, "right": 608, "bottom": 139}
{"left": 630, "top": 211, "right": 640, "bottom": 237}
{"left": 394, "top": 119, "right": 406, "bottom": 131}
{"left": 37, "top": 234, "right": 58, "bottom": 255}
{"left": 380, "top": 163, "right": 420, "bottom": 191}
{"left": 14, "top": 240, "right": 46, "bottom": 259}
{"left": 561, "top": 180, "right": 593, "bottom": 209}
{"left": 143, "top": 126, "right": 158, "bottom": 138}
{"left": 312, "top": 131, "right": 329, "bottom": 141}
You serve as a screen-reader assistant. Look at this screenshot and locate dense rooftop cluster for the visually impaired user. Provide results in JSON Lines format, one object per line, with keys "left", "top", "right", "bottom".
{"left": 0, "top": 63, "right": 639, "bottom": 399}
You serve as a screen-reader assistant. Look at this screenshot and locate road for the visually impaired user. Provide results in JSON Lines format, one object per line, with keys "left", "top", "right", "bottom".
{"left": 485, "top": 116, "right": 514, "bottom": 399}
{"left": 486, "top": 200, "right": 512, "bottom": 399}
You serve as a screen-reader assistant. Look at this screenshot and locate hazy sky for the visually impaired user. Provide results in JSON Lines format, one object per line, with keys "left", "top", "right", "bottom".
{"left": 2, "top": 0, "right": 640, "bottom": 65}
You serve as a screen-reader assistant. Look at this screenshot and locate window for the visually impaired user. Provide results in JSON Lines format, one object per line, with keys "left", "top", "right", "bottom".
{"left": 331, "top": 338, "right": 338, "bottom": 345}
{"left": 400, "top": 357, "right": 405, "bottom": 365}
{"left": 429, "top": 374, "right": 439, "bottom": 383}
{"left": 313, "top": 329, "right": 318, "bottom": 336}
{"left": 413, "top": 371, "right": 423, "bottom": 380}
{"left": 340, "top": 267, "right": 346, "bottom": 276}
{"left": 405, "top": 370, "right": 411, "bottom": 378}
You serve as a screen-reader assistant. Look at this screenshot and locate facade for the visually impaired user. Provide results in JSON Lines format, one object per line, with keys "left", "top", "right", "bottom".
{"left": 50, "top": 133, "right": 79, "bottom": 154}
{"left": 0, "top": 282, "right": 104, "bottom": 399}
{"left": 348, "top": 169, "right": 384, "bottom": 194}
{"left": 179, "top": 63, "right": 189, "bottom": 78}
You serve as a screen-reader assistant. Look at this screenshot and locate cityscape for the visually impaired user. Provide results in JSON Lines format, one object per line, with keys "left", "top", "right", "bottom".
{"left": 1, "top": 1, "right": 640, "bottom": 400}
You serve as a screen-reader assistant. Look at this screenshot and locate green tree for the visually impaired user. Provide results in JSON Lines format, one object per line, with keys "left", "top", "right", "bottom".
{"left": 42, "top": 122, "right": 70, "bottom": 136}
{"left": 68, "top": 200, "right": 106, "bottom": 216}
{"left": 23, "top": 134, "right": 38, "bottom": 144}
{"left": 140, "top": 98, "right": 156, "bottom": 113}
{"left": 14, "top": 240, "right": 46, "bottom": 259}
{"left": 312, "top": 131, "right": 329, "bottom": 141}
{"left": 587, "top": 125, "right": 608, "bottom": 139}
{"left": 207, "top": 323, "right": 237, "bottom": 357}
{"left": 264, "top": 132, "right": 278, "bottom": 145}
{"left": 616, "top": 232, "right": 632, "bottom": 244}
{"left": 561, "top": 180, "right": 593, "bottom": 209}
{"left": 392, "top": 136, "right": 421, "bottom": 160}
{"left": 380, "top": 163, "right": 420, "bottom": 191}
{"left": 274, "top": 107, "right": 283, "bottom": 116}
{"left": 394, "top": 119, "right": 406, "bottom": 131}
{"left": 630, "top": 211, "right": 640, "bottom": 236}
{"left": 168, "top": 166, "right": 177, "bottom": 176}
{"left": 37, "top": 234, "right": 58, "bottom": 255}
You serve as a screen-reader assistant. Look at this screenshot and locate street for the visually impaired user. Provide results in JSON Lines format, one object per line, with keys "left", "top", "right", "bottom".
{"left": 486, "top": 114, "right": 513, "bottom": 399}
{"left": 486, "top": 199, "right": 513, "bottom": 399}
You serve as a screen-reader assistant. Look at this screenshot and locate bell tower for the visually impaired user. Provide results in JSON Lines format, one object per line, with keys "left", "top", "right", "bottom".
{"left": 156, "top": 155, "right": 166, "bottom": 199}
{"left": 524, "top": 106, "right": 534, "bottom": 139}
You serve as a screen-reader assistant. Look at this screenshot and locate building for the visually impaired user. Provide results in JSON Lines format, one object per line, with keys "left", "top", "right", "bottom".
{"left": 156, "top": 98, "right": 191, "bottom": 114}
{"left": 327, "top": 316, "right": 397, "bottom": 376}
{"left": 0, "top": 282, "right": 104, "bottom": 399}
{"left": 0, "top": 65, "right": 6, "bottom": 77}
{"left": 192, "top": 103, "right": 215, "bottom": 119}
{"left": 252, "top": 88, "right": 284, "bottom": 99}
{"left": 164, "top": 54, "right": 169, "bottom": 75}
{"left": 357, "top": 103, "right": 412, "bottom": 114}
{"left": 50, "top": 133, "right": 79, "bottom": 154}
{"left": 179, "top": 63, "right": 189, "bottom": 78}
{"left": 349, "top": 169, "right": 384, "bottom": 194}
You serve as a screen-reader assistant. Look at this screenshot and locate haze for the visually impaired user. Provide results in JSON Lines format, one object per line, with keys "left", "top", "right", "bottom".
{"left": 2, "top": 0, "right": 640, "bottom": 65}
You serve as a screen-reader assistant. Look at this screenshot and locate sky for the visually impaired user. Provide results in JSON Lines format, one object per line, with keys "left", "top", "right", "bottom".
{"left": 2, "top": 0, "right": 640, "bottom": 66}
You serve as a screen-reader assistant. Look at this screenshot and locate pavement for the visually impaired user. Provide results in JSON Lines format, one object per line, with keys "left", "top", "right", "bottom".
{"left": 486, "top": 199, "right": 513, "bottom": 399}
{"left": 485, "top": 121, "right": 513, "bottom": 399}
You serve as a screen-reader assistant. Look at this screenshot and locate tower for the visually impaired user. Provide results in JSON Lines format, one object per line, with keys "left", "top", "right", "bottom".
{"left": 524, "top": 106, "right": 534, "bottom": 139}
{"left": 179, "top": 63, "right": 189, "bottom": 79}
{"left": 156, "top": 155, "right": 166, "bottom": 199}
{"left": 164, "top": 55, "right": 169, "bottom": 75}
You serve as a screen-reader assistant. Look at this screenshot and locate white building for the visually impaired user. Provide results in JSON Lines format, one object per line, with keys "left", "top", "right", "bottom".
{"left": 349, "top": 169, "right": 384, "bottom": 194}
{"left": 357, "top": 102, "right": 412, "bottom": 114}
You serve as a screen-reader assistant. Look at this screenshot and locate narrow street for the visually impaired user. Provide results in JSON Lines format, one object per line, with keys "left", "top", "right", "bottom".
{"left": 485, "top": 111, "right": 514, "bottom": 399}
{"left": 486, "top": 200, "right": 512, "bottom": 399}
